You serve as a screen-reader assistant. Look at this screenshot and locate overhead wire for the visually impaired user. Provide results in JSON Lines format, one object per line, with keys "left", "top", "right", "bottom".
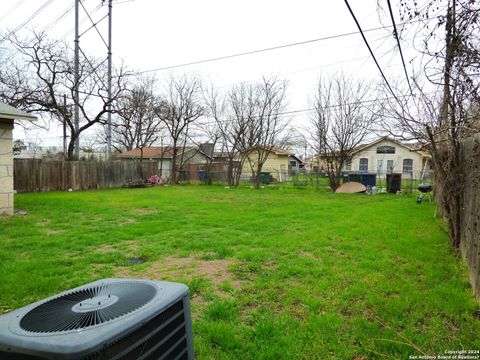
{"left": 132, "top": 19, "right": 424, "bottom": 76}
{"left": 195, "top": 30, "right": 412, "bottom": 95}
{"left": 194, "top": 92, "right": 433, "bottom": 128}
{"left": 353, "top": 23, "right": 404, "bottom": 76}
{"left": 6, "top": 1, "right": 76, "bottom": 62}
{"left": 0, "top": 0, "right": 56, "bottom": 44}
{"left": 386, "top": 0, "right": 414, "bottom": 96}
{"left": 343, "top": 0, "right": 402, "bottom": 105}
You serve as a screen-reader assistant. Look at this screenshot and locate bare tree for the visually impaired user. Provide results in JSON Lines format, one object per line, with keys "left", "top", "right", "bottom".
{"left": 236, "top": 77, "right": 289, "bottom": 189}
{"left": 154, "top": 74, "right": 205, "bottom": 184}
{"left": 310, "top": 73, "right": 375, "bottom": 191}
{"left": 379, "top": 0, "right": 480, "bottom": 248}
{"left": 105, "top": 76, "right": 162, "bottom": 153}
{"left": 0, "top": 33, "right": 126, "bottom": 160}
{"left": 204, "top": 84, "right": 248, "bottom": 186}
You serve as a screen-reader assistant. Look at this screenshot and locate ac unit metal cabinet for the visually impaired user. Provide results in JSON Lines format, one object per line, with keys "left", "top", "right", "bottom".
{"left": 0, "top": 278, "right": 194, "bottom": 360}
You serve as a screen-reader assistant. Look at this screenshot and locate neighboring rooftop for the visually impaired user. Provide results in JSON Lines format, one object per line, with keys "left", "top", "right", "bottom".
{"left": 0, "top": 102, "right": 37, "bottom": 121}
{"left": 117, "top": 147, "right": 176, "bottom": 159}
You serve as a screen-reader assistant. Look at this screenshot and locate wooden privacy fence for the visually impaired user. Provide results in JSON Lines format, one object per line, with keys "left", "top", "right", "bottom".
{"left": 460, "top": 134, "right": 480, "bottom": 298}
{"left": 14, "top": 159, "right": 159, "bottom": 193}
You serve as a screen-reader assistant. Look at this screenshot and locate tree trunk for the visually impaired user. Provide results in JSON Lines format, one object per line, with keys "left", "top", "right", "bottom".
{"left": 67, "top": 133, "right": 78, "bottom": 161}
{"left": 170, "top": 141, "right": 177, "bottom": 184}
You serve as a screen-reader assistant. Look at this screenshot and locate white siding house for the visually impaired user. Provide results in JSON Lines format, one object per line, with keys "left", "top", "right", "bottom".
{"left": 348, "top": 137, "right": 431, "bottom": 178}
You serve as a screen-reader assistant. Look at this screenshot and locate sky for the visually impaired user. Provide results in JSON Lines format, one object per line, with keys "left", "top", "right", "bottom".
{"left": 1, "top": 0, "right": 425, "bottom": 149}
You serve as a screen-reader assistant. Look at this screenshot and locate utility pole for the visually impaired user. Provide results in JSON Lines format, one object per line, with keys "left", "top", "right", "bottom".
{"left": 106, "top": 0, "right": 113, "bottom": 159}
{"left": 74, "top": 0, "right": 80, "bottom": 159}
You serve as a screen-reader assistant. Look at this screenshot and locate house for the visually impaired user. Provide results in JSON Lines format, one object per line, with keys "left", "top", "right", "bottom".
{"left": 241, "top": 147, "right": 298, "bottom": 182}
{"left": 116, "top": 144, "right": 214, "bottom": 179}
{"left": 211, "top": 151, "right": 241, "bottom": 172}
{"left": 346, "top": 137, "right": 431, "bottom": 178}
{"left": 288, "top": 154, "right": 305, "bottom": 174}
{"left": 0, "top": 102, "right": 36, "bottom": 215}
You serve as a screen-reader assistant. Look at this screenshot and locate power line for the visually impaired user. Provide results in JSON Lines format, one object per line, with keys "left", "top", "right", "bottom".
{"left": 343, "top": 0, "right": 401, "bottom": 105}
{"left": 386, "top": 0, "right": 414, "bottom": 96}
{"left": 0, "top": 0, "right": 56, "bottom": 44}
{"left": 196, "top": 92, "right": 432, "bottom": 127}
{"left": 197, "top": 32, "right": 406, "bottom": 94}
{"left": 6, "top": 2, "right": 75, "bottom": 62}
{"left": 132, "top": 20, "right": 422, "bottom": 76}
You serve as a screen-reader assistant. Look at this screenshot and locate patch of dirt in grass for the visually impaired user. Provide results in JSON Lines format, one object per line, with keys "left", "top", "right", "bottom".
{"left": 132, "top": 208, "right": 157, "bottom": 215}
{"left": 124, "top": 240, "right": 141, "bottom": 252}
{"left": 119, "top": 218, "right": 136, "bottom": 225}
{"left": 115, "top": 255, "right": 242, "bottom": 295}
{"left": 298, "top": 250, "right": 321, "bottom": 260}
{"left": 36, "top": 220, "right": 50, "bottom": 227}
{"left": 261, "top": 261, "right": 278, "bottom": 270}
{"left": 95, "top": 244, "right": 117, "bottom": 254}
{"left": 45, "top": 229, "right": 65, "bottom": 235}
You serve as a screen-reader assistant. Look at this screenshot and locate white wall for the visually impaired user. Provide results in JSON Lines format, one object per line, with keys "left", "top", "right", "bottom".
{"left": 0, "top": 121, "right": 14, "bottom": 215}
{"left": 351, "top": 139, "right": 426, "bottom": 177}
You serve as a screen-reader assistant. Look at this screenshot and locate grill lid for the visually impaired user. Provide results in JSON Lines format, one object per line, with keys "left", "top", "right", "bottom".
{"left": 418, "top": 183, "right": 433, "bottom": 193}
{"left": 20, "top": 282, "right": 156, "bottom": 333}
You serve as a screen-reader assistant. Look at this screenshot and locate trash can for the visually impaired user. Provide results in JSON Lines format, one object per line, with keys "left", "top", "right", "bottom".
{"left": 361, "top": 173, "right": 376, "bottom": 187}
{"left": 259, "top": 172, "right": 272, "bottom": 184}
{"left": 386, "top": 173, "right": 402, "bottom": 193}
{"left": 198, "top": 170, "right": 213, "bottom": 184}
{"left": 344, "top": 173, "right": 376, "bottom": 187}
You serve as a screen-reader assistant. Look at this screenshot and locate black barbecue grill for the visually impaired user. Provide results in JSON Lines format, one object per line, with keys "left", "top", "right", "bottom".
{"left": 417, "top": 182, "right": 433, "bottom": 203}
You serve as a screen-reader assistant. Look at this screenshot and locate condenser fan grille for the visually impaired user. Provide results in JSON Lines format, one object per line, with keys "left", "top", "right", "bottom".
{"left": 20, "top": 282, "right": 157, "bottom": 333}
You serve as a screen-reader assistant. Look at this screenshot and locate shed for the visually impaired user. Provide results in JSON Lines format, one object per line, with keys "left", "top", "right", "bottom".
{"left": 0, "top": 102, "right": 36, "bottom": 215}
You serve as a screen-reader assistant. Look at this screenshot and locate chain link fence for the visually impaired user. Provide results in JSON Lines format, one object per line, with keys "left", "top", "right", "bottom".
{"left": 174, "top": 168, "right": 434, "bottom": 194}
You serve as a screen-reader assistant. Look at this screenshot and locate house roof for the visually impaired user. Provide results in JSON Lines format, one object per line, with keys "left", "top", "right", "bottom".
{"left": 213, "top": 151, "right": 240, "bottom": 158}
{"left": 117, "top": 146, "right": 213, "bottom": 160}
{"left": 351, "top": 136, "right": 428, "bottom": 156}
{"left": 269, "top": 146, "right": 293, "bottom": 156}
{"left": 243, "top": 145, "right": 293, "bottom": 156}
{"left": 117, "top": 147, "right": 176, "bottom": 159}
{"left": 289, "top": 154, "right": 304, "bottom": 163}
{"left": 0, "top": 102, "right": 37, "bottom": 121}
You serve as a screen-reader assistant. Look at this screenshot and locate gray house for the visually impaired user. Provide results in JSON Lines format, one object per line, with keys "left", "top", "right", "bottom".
{"left": 117, "top": 144, "right": 214, "bottom": 179}
{"left": 0, "top": 102, "right": 36, "bottom": 215}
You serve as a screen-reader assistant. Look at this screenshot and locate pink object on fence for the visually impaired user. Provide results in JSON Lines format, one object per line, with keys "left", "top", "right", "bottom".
{"left": 149, "top": 175, "right": 160, "bottom": 184}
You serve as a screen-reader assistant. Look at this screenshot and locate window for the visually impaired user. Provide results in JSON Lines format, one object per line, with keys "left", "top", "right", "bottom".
{"left": 387, "top": 160, "right": 394, "bottom": 173}
{"left": 289, "top": 160, "right": 297, "bottom": 167}
{"left": 376, "top": 145, "right": 395, "bottom": 154}
{"left": 376, "top": 160, "right": 383, "bottom": 174}
{"left": 403, "top": 159, "right": 413, "bottom": 173}
{"left": 359, "top": 158, "right": 368, "bottom": 171}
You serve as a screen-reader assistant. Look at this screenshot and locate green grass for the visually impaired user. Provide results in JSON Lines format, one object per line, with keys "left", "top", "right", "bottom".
{"left": 1, "top": 185, "right": 478, "bottom": 359}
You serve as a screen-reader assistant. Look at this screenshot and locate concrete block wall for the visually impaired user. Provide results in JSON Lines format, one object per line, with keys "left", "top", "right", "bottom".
{"left": 0, "top": 120, "right": 14, "bottom": 216}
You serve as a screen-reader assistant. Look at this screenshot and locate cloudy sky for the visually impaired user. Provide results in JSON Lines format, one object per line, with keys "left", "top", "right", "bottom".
{"left": 2, "top": 0, "right": 424, "bottom": 147}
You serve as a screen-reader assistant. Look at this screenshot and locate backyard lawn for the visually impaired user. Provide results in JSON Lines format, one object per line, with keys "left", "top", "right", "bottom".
{"left": 1, "top": 185, "right": 479, "bottom": 359}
